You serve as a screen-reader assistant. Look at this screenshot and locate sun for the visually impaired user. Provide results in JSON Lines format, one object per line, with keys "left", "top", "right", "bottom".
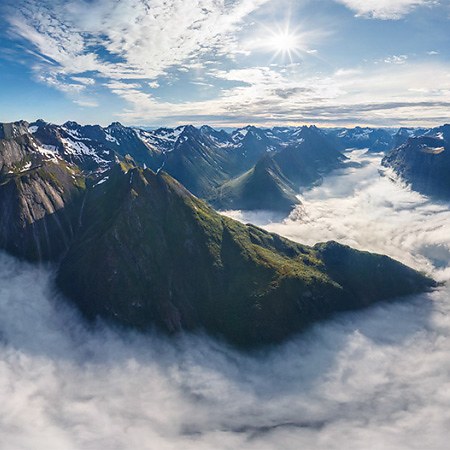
{"left": 266, "top": 25, "right": 302, "bottom": 62}
{"left": 269, "top": 31, "right": 298, "bottom": 53}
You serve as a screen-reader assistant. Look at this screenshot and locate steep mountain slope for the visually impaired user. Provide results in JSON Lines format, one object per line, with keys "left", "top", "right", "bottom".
{"left": 150, "top": 125, "right": 280, "bottom": 197}
{"left": 0, "top": 121, "right": 38, "bottom": 170}
{"left": 0, "top": 162, "right": 86, "bottom": 261}
{"left": 271, "top": 126, "right": 344, "bottom": 186}
{"left": 211, "top": 155, "right": 301, "bottom": 213}
{"left": 392, "top": 127, "right": 430, "bottom": 149}
{"left": 159, "top": 125, "right": 237, "bottom": 197}
{"left": 382, "top": 125, "right": 450, "bottom": 198}
{"left": 229, "top": 126, "right": 278, "bottom": 169}
{"left": 56, "top": 164, "right": 435, "bottom": 347}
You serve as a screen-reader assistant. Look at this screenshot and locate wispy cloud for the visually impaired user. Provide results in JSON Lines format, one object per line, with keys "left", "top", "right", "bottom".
{"left": 6, "top": 0, "right": 270, "bottom": 85}
{"left": 335, "top": 0, "right": 437, "bottom": 19}
{"left": 73, "top": 99, "right": 99, "bottom": 108}
{"left": 383, "top": 55, "right": 409, "bottom": 65}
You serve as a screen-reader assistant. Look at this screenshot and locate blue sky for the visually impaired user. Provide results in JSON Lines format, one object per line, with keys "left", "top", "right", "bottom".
{"left": 0, "top": 0, "right": 449, "bottom": 127}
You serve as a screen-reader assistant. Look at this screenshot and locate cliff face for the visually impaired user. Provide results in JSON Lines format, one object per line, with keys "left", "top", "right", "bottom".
{"left": 56, "top": 165, "right": 435, "bottom": 347}
{"left": 0, "top": 122, "right": 35, "bottom": 171}
{"left": 382, "top": 125, "right": 450, "bottom": 199}
{"left": 0, "top": 122, "right": 86, "bottom": 261}
{"left": 0, "top": 161, "right": 86, "bottom": 261}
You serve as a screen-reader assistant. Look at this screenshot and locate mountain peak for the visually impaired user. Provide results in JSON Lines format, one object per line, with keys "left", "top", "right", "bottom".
{"left": 0, "top": 120, "right": 30, "bottom": 140}
{"left": 63, "top": 121, "right": 81, "bottom": 129}
{"left": 108, "top": 121, "right": 126, "bottom": 129}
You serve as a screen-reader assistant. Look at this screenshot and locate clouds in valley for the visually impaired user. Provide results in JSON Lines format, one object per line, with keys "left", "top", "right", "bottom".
{"left": 1, "top": 151, "right": 450, "bottom": 449}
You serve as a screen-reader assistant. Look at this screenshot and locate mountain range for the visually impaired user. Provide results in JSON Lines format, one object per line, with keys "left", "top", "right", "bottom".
{"left": 0, "top": 119, "right": 440, "bottom": 347}
{"left": 6, "top": 120, "right": 417, "bottom": 213}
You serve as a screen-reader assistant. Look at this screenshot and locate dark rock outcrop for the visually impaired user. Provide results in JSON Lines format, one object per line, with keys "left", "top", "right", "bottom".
{"left": 382, "top": 125, "right": 450, "bottom": 199}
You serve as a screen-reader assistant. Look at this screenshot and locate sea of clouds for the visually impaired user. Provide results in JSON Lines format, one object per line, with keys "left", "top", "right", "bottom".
{"left": 1, "top": 150, "right": 450, "bottom": 449}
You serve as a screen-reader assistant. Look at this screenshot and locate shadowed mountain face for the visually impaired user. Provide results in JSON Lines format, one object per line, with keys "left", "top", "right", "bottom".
{"left": 0, "top": 120, "right": 437, "bottom": 347}
{"left": 23, "top": 119, "right": 444, "bottom": 214}
{"left": 392, "top": 127, "right": 430, "bottom": 149}
{"left": 211, "top": 155, "right": 301, "bottom": 213}
{"left": 382, "top": 125, "right": 450, "bottom": 199}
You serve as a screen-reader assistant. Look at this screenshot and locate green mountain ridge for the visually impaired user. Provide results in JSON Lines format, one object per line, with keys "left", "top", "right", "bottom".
{"left": 56, "top": 164, "right": 435, "bottom": 347}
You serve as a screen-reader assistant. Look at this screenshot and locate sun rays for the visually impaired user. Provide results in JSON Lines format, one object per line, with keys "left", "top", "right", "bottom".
{"left": 267, "top": 25, "right": 303, "bottom": 62}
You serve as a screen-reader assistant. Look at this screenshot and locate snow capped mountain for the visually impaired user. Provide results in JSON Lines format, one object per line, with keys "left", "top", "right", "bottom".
{"left": 325, "top": 126, "right": 395, "bottom": 152}
{"left": 7, "top": 119, "right": 448, "bottom": 210}
{"left": 29, "top": 120, "right": 115, "bottom": 171}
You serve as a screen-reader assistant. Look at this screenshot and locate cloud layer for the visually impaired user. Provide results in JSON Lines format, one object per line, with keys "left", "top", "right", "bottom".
{"left": 1, "top": 149, "right": 450, "bottom": 449}
{"left": 2, "top": 0, "right": 447, "bottom": 126}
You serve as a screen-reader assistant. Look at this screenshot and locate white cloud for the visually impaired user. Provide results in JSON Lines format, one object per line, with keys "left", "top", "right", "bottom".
{"left": 7, "top": 0, "right": 270, "bottom": 84}
{"left": 4, "top": 0, "right": 448, "bottom": 126}
{"left": 71, "top": 77, "right": 96, "bottom": 85}
{"left": 109, "top": 62, "right": 450, "bottom": 127}
{"left": 74, "top": 99, "right": 99, "bottom": 107}
{"left": 335, "top": 0, "right": 437, "bottom": 19}
{"left": 229, "top": 151, "right": 450, "bottom": 279}
{"left": 383, "top": 55, "right": 409, "bottom": 64}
